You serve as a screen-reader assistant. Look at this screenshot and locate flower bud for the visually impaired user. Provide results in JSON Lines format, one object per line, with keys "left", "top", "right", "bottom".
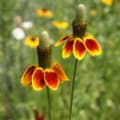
{"left": 74, "top": 4, "right": 86, "bottom": 24}
{"left": 39, "top": 31, "right": 50, "bottom": 49}
{"left": 37, "top": 31, "right": 51, "bottom": 68}
{"left": 72, "top": 4, "right": 87, "bottom": 38}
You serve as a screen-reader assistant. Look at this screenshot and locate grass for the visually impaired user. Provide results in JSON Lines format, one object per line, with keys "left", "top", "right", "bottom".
{"left": 0, "top": 0, "right": 120, "bottom": 120}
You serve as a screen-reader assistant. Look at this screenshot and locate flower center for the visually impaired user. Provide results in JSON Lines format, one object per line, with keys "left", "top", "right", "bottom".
{"left": 42, "top": 8, "right": 48, "bottom": 12}
{"left": 31, "top": 37, "right": 35, "bottom": 41}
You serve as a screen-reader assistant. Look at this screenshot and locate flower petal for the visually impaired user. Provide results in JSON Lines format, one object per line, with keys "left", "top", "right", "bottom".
{"left": 62, "top": 39, "right": 74, "bottom": 59}
{"left": 73, "top": 38, "right": 86, "bottom": 60}
{"left": 44, "top": 69, "right": 60, "bottom": 90}
{"left": 52, "top": 63, "right": 69, "bottom": 83}
{"left": 21, "top": 65, "right": 37, "bottom": 86}
{"left": 55, "top": 35, "right": 72, "bottom": 47}
{"left": 84, "top": 38, "right": 102, "bottom": 56}
{"left": 32, "top": 67, "right": 45, "bottom": 91}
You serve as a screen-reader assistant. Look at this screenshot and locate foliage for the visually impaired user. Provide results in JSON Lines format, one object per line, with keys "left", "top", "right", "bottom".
{"left": 0, "top": 0, "right": 120, "bottom": 120}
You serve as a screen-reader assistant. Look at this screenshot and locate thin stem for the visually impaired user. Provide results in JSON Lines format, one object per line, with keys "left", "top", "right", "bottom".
{"left": 46, "top": 87, "right": 52, "bottom": 120}
{"left": 69, "top": 59, "right": 78, "bottom": 120}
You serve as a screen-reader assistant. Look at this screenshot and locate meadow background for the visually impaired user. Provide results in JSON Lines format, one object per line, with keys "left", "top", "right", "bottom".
{"left": 0, "top": 0, "right": 120, "bottom": 120}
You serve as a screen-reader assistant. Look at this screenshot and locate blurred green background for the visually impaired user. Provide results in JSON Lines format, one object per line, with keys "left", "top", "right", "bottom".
{"left": 0, "top": 0, "right": 120, "bottom": 120}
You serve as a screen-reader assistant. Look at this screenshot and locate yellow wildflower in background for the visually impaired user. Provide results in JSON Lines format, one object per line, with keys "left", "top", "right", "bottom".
{"left": 52, "top": 20, "right": 69, "bottom": 29}
{"left": 101, "top": 0, "right": 113, "bottom": 6}
{"left": 36, "top": 8, "right": 53, "bottom": 18}
{"left": 90, "top": 9, "right": 97, "bottom": 16}
{"left": 24, "top": 36, "right": 39, "bottom": 48}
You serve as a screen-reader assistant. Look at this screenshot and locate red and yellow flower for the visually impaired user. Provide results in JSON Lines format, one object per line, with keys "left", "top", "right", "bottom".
{"left": 21, "top": 63, "right": 69, "bottom": 91}
{"left": 55, "top": 34, "right": 102, "bottom": 60}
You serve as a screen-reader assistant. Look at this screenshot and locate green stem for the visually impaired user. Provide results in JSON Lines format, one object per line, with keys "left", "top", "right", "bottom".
{"left": 37, "top": 46, "right": 52, "bottom": 120}
{"left": 46, "top": 87, "right": 52, "bottom": 120}
{"left": 69, "top": 59, "right": 78, "bottom": 120}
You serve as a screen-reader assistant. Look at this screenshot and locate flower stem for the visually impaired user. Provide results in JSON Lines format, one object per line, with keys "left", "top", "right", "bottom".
{"left": 46, "top": 87, "right": 52, "bottom": 120}
{"left": 69, "top": 59, "right": 78, "bottom": 120}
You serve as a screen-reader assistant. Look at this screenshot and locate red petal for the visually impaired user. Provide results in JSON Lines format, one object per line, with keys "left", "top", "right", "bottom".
{"left": 32, "top": 67, "right": 45, "bottom": 91}
{"left": 44, "top": 69, "right": 60, "bottom": 90}
{"left": 84, "top": 38, "right": 102, "bottom": 56}
{"left": 55, "top": 35, "right": 72, "bottom": 47}
{"left": 52, "top": 63, "right": 69, "bottom": 83}
{"left": 21, "top": 65, "right": 37, "bottom": 86}
{"left": 73, "top": 38, "right": 86, "bottom": 60}
{"left": 62, "top": 39, "right": 74, "bottom": 59}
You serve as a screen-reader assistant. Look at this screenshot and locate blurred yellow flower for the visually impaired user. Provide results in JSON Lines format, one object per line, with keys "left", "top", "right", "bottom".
{"left": 90, "top": 9, "right": 97, "bottom": 16}
{"left": 101, "top": 0, "right": 113, "bottom": 6}
{"left": 52, "top": 20, "right": 69, "bottom": 29}
{"left": 24, "top": 36, "right": 39, "bottom": 48}
{"left": 36, "top": 8, "right": 53, "bottom": 18}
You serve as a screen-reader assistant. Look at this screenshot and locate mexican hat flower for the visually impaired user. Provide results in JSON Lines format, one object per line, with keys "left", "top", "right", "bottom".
{"left": 36, "top": 8, "right": 53, "bottom": 18}
{"left": 21, "top": 63, "right": 69, "bottom": 91}
{"left": 21, "top": 31, "right": 69, "bottom": 91}
{"left": 55, "top": 34, "right": 102, "bottom": 60}
{"left": 24, "top": 36, "right": 39, "bottom": 48}
{"left": 55, "top": 4, "right": 102, "bottom": 60}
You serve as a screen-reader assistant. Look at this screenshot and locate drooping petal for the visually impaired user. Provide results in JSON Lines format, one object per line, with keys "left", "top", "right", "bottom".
{"left": 84, "top": 38, "right": 102, "bottom": 56}
{"left": 32, "top": 67, "right": 45, "bottom": 91}
{"left": 62, "top": 39, "right": 74, "bottom": 59}
{"left": 73, "top": 38, "right": 86, "bottom": 60}
{"left": 52, "top": 63, "right": 69, "bottom": 83}
{"left": 55, "top": 35, "right": 72, "bottom": 47}
{"left": 21, "top": 65, "right": 37, "bottom": 86}
{"left": 44, "top": 69, "right": 60, "bottom": 90}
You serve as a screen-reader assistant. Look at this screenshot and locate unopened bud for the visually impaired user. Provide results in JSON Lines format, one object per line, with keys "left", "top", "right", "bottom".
{"left": 72, "top": 4, "right": 87, "bottom": 38}
{"left": 74, "top": 4, "right": 86, "bottom": 24}
{"left": 39, "top": 31, "right": 50, "bottom": 49}
{"left": 37, "top": 31, "right": 51, "bottom": 68}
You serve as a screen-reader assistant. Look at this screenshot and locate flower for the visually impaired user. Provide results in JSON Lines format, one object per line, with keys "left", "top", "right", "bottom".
{"left": 89, "top": 9, "right": 97, "bottom": 16}
{"left": 55, "top": 34, "right": 102, "bottom": 60}
{"left": 12, "top": 27, "right": 25, "bottom": 40}
{"left": 24, "top": 36, "right": 39, "bottom": 48}
{"left": 52, "top": 20, "right": 69, "bottom": 29}
{"left": 101, "top": 0, "right": 113, "bottom": 6}
{"left": 22, "top": 21, "right": 33, "bottom": 29}
{"left": 21, "top": 63, "right": 69, "bottom": 91}
{"left": 36, "top": 8, "right": 53, "bottom": 18}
